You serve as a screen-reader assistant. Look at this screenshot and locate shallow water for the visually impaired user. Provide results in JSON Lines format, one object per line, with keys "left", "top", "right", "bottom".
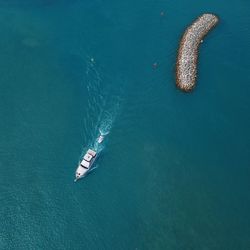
{"left": 0, "top": 0, "right": 249, "bottom": 249}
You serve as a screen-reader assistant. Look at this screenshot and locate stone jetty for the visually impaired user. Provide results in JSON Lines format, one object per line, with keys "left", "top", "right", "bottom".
{"left": 176, "top": 14, "right": 219, "bottom": 92}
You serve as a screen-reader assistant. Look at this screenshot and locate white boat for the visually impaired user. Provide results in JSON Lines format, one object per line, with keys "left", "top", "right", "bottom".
{"left": 97, "top": 135, "right": 104, "bottom": 144}
{"left": 74, "top": 132, "right": 106, "bottom": 182}
{"left": 74, "top": 149, "right": 97, "bottom": 182}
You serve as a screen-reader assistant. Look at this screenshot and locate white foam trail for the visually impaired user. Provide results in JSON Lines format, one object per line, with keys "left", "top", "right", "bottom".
{"left": 78, "top": 55, "right": 124, "bottom": 165}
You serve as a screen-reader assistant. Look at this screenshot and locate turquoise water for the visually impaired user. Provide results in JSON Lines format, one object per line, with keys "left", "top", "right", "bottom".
{"left": 0, "top": 0, "right": 250, "bottom": 249}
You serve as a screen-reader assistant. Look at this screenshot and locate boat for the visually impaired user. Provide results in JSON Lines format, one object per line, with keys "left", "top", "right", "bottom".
{"left": 97, "top": 134, "right": 104, "bottom": 144}
{"left": 74, "top": 149, "right": 97, "bottom": 182}
{"left": 74, "top": 132, "right": 106, "bottom": 182}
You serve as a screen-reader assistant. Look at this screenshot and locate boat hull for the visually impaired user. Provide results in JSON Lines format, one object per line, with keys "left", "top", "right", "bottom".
{"left": 74, "top": 153, "right": 99, "bottom": 181}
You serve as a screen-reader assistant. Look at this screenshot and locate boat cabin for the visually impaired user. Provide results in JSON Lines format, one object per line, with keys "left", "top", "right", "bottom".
{"left": 87, "top": 149, "right": 96, "bottom": 157}
{"left": 81, "top": 159, "right": 90, "bottom": 169}
{"left": 84, "top": 153, "right": 92, "bottom": 162}
{"left": 80, "top": 149, "right": 97, "bottom": 170}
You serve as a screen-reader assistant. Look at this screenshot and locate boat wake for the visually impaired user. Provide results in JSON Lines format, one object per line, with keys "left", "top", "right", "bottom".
{"left": 76, "top": 55, "right": 124, "bottom": 177}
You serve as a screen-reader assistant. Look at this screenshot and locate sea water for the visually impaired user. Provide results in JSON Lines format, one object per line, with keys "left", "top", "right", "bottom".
{"left": 0, "top": 0, "right": 249, "bottom": 249}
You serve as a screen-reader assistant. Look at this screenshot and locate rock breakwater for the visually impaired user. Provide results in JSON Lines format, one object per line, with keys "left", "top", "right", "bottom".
{"left": 176, "top": 14, "right": 219, "bottom": 92}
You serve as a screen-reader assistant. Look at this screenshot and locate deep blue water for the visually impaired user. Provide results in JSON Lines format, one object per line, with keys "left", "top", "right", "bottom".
{"left": 0, "top": 0, "right": 250, "bottom": 249}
